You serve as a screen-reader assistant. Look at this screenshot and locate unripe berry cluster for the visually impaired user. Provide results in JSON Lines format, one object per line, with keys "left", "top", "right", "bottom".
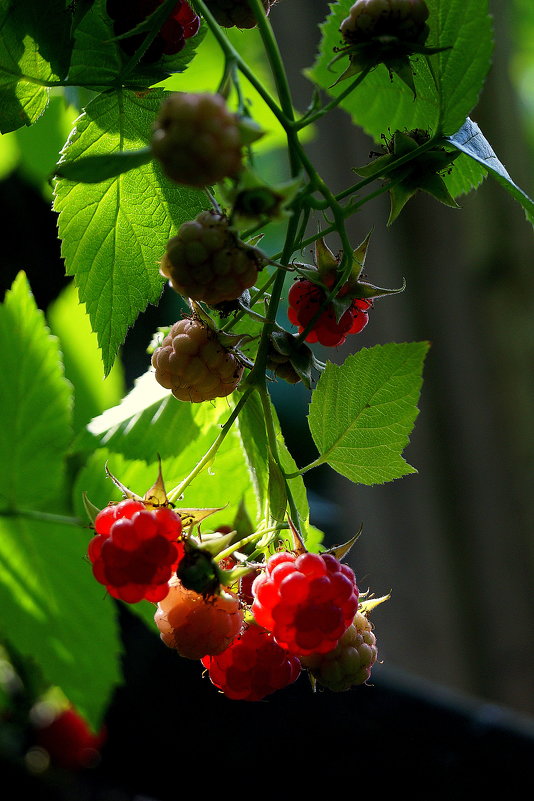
{"left": 160, "top": 210, "right": 264, "bottom": 306}
{"left": 152, "top": 93, "right": 243, "bottom": 188}
{"left": 151, "top": 317, "right": 244, "bottom": 402}
{"left": 301, "top": 611, "right": 378, "bottom": 691}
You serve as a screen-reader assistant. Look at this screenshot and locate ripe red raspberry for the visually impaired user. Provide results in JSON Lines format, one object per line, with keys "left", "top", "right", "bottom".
{"left": 154, "top": 576, "right": 243, "bottom": 659}
{"left": 160, "top": 210, "right": 264, "bottom": 306}
{"left": 201, "top": 623, "right": 301, "bottom": 701}
{"left": 251, "top": 552, "right": 359, "bottom": 656}
{"left": 88, "top": 500, "right": 184, "bottom": 603}
{"left": 33, "top": 705, "right": 106, "bottom": 771}
{"left": 300, "top": 611, "right": 378, "bottom": 691}
{"left": 203, "top": 0, "right": 275, "bottom": 29}
{"left": 287, "top": 278, "right": 371, "bottom": 347}
{"left": 152, "top": 93, "right": 243, "bottom": 187}
{"left": 340, "top": 0, "right": 429, "bottom": 46}
{"left": 151, "top": 317, "right": 244, "bottom": 402}
{"left": 107, "top": 1, "right": 200, "bottom": 63}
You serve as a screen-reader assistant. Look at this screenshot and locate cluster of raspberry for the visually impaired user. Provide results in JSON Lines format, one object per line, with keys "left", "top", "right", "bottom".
{"left": 87, "top": 497, "right": 381, "bottom": 701}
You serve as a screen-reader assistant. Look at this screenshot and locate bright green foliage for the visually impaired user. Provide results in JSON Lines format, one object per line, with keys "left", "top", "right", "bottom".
{"left": 0, "top": 273, "right": 121, "bottom": 731}
{"left": 0, "top": 0, "right": 72, "bottom": 133}
{"left": 0, "top": 273, "right": 72, "bottom": 510}
{"left": 236, "top": 391, "right": 311, "bottom": 534}
{"left": 53, "top": 90, "right": 206, "bottom": 375}
{"left": 47, "top": 282, "right": 125, "bottom": 435}
{"left": 0, "top": 516, "right": 122, "bottom": 731}
{"left": 307, "top": 0, "right": 493, "bottom": 197}
{"left": 54, "top": 147, "right": 153, "bottom": 184}
{"left": 309, "top": 0, "right": 493, "bottom": 136}
{"left": 308, "top": 343, "right": 429, "bottom": 485}
{"left": 67, "top": 0, "right": 122, "bottom": 89}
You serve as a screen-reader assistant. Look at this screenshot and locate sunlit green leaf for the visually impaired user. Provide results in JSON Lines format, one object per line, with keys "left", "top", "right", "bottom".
{"left": 0, "top": 516, "right": 122, "bottom": 731}
{"left": 53, "top": 89, "right": 206, "bottom": 375}
{"left": 307, "top": 0, "right": 493, "bottom": 141}
{"left": 0, "top": 272, "right": 72, "bottom": 510}
{"left": 308, "top": 342, "right": 429, "bottom": 485}
{"left": 0, "top": 0, "right": 72, "bottom": 132}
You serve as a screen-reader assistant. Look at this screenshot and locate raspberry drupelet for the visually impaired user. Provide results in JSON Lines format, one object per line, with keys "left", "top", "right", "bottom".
{"left": 251, "top": 551, "right": 360, "bottom": 656}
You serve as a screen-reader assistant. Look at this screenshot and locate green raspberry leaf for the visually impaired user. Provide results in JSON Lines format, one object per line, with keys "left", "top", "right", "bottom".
{"left": 0, "top": 272, "right": 72, "bottom": 509}
{"left": 53, "top": 89, "right": 205, "bottom": 375}
{"left": 308, "top": 342, "right": 429, "bottom": 485}
{"left": 67, "top": 0, "right": 205, "bottom": 90}
{"left": 54, "top": 147, "right": 153, "bottom": 183}
{"left": 47, "top": 282, "right": 125, "bottom": 436}
{"left": 73, "top": 377, "right": 259, "bottom": 526}
{"left": 447, "top": 118, "right": 534, "bottom": 227}
{"left": 0, "top": 273, "right": 121, "bottom": 730}
{"left": 77, "top": 370, "right": 209, "bottom": 462}
{"left": 308, "top": 0, "right": 493, "bottom": 140}
{"left": 0, "top": 0, "right": 73, "bottom": 133}
{"left": 0, "top": 516, "right": 122, "bottom": 731}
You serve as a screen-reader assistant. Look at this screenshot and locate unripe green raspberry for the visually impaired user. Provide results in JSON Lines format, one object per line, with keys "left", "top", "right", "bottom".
{"left": 160, "top": 210, "right": 264, "bottom": 306}
{"left": 300, "top": 611, "right": 378, "bottom": 691}
{"left": 340, "top": 0, "right": 429, "bottom": 45}
{"left": 204, "top": 0, "right": 275, "bottom": 29}
{"left": 152, "top": 92, "right": 243, "bottom": 187}
{"left": 151, "top": 317, "right": 244, "bottom": 402}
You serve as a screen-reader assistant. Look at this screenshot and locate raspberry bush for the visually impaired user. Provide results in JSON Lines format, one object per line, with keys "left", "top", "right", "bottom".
{"left": 0, "top": 0, "right": 532, "bottom": 748}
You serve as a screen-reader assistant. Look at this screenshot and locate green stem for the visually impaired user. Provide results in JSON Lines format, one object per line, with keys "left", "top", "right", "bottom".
{"left": 190, "top": 0, "right": 288, "bottom": 127}
{"left": 284, "top": 456, "right": 324, "bottom": 480}
{"left": 293, "top": 66, "right": 372, "bottom": 131}
{"left": 247, "top": 0, "right": 294, "bottom": 122}
{"left": 167, "top": 386, "right": 255, "bottom": 503}
{"left": 218, "top": 271, "right": 278, "bottom": 333}
{"left": 214, "top": 525, "right": 282, "bottom": 562}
